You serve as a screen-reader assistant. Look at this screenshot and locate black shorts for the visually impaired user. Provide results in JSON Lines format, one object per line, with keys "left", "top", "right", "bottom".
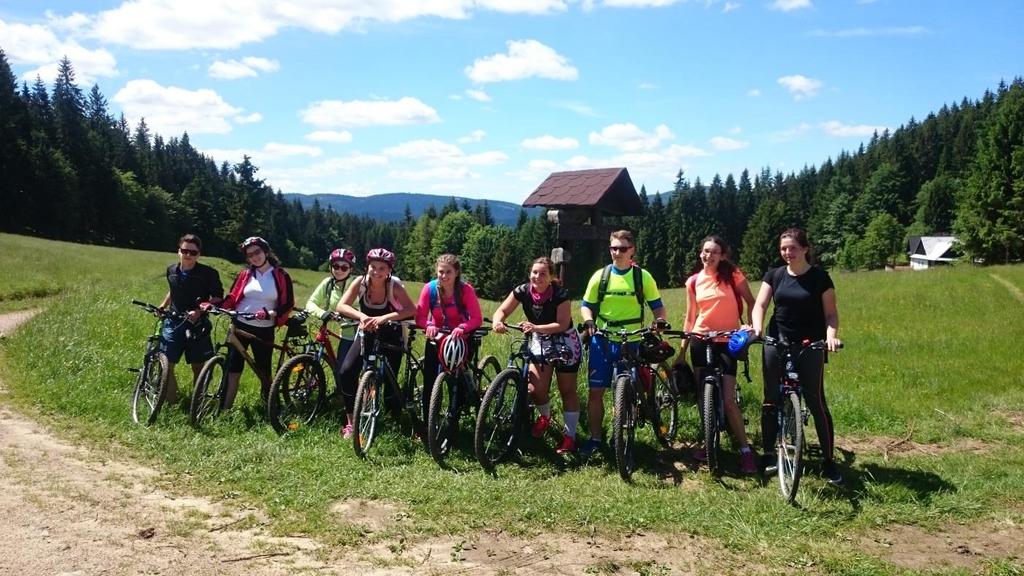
{"left": 690, "top": 341, "right": 737, "bottom": 377}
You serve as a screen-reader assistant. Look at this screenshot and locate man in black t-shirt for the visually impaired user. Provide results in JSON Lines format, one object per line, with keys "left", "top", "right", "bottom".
{"left": 157, "top": 234, "right": 223, "bottom": 403}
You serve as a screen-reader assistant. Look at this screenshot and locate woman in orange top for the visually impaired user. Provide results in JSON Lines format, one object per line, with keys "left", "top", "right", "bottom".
{"left": 678, "top": 235, "right": 757, "bottom": 474}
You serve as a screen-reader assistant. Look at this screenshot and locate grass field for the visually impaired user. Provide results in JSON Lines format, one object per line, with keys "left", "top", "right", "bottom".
{"left": 2, "top": 232, "right": 1023, "bottom": 574}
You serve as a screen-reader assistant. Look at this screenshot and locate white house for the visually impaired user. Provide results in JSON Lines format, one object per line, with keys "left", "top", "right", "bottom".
{"left": 907, "top": 235, "right": 959, "bottom": 270}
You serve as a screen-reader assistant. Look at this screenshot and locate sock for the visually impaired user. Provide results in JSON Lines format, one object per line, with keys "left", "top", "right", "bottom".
{"left": 537, "top": 402, "right": 551, "bottom": 417}
{"left": 563, "top": 411, "right": 579, "bottom": 437}
{"left": 740, "top": 445, "right": 752, "bottom": 454}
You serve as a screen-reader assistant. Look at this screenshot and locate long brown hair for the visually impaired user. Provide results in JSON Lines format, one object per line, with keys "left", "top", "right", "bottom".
{"left": 779, "top": 227, "right": 814, "bottom": 264}
{"left": 695, "top": 235, "right": 738, "bottom": 290}
{"left": 435, "top": 253, "right": 462, "bottom": 302}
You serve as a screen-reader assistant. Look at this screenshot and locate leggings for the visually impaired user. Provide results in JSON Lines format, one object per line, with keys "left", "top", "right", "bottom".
{"left": 760, "top": 345, "right": 835, "bottom": 461}
{"left": 339, "top": 328, "right": 403, "bottom": 415}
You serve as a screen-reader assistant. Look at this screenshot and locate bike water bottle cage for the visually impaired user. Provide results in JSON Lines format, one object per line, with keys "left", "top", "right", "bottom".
{"left": 595, "top": 265, "right": 645, "bottom": 327}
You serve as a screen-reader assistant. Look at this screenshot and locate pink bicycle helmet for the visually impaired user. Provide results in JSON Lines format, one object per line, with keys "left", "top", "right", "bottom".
{"left": 329, "top": 248, "right": 355, "bottom": 264}
{"left": 366, "top": 248, "right": 396, "bottom": 267}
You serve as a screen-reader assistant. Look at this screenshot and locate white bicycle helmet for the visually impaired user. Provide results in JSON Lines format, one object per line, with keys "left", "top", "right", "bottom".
{"left": 438, "top": 334, "right": 468, "bottom": 371}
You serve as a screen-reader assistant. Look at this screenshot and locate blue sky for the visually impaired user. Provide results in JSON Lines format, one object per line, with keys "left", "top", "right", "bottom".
{"left": 1, "top": 0, "right": 1022, "bottom": 203}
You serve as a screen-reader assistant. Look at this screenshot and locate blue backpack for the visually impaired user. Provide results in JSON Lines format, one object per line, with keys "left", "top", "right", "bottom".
{"left": 428, "top": 279, "right": 468, "bottom": 325}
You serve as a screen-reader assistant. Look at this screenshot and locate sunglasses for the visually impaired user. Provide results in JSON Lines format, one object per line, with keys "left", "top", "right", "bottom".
{"left": 609, "top": 245, "right": 632, "bottom": 253}
{"left": 331, "top": 263, "right": 351, "bottom": 271}
{"left": 178, "top": 248, "right": 199, "bottom": 256}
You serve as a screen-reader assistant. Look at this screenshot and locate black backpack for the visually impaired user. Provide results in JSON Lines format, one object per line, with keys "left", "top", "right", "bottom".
{"left": 594, "top": 264, "right": 646, "bottom": 328}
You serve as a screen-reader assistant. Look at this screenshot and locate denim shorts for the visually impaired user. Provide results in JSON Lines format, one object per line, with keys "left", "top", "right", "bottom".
{"left": 586, "top": 335, "right": 638, "bottom": 389}
{"left": 159, "top": 316, "right": 214, "bottom": 365}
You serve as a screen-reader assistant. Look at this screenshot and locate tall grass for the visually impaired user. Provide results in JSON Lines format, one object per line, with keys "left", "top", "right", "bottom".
{"left": 2, "top": 233, "right": 1023, "bottom": 572}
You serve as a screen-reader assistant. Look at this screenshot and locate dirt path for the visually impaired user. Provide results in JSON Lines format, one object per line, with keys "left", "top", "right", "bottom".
{"left": 0, "top": 310, "right": 722, "bottom": 575}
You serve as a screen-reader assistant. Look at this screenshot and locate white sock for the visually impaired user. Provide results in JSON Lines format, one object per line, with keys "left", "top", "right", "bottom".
{"left": 537, "top": 402, "right": 551, "bottom": 417}
{"left": 740, "top": 445, "right": 752, "bottom": 454}
{"left": 563, "top": 411, "right": 579, "bottom": 437}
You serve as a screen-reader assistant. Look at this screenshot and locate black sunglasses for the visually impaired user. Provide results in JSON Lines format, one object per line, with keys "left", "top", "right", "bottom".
{"left": 178, "top": 248, "right": 199, "bottom": 256}
{"left": 331, "top": 263, "right": 351, "bottom": 271}
{"left": 609, "top": 245, "right": 632, "bottom": 253}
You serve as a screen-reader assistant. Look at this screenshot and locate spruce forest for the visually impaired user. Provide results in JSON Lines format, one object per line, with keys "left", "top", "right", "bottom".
{"left": 1, "top": 48, "right": 1022, "bottom": 298}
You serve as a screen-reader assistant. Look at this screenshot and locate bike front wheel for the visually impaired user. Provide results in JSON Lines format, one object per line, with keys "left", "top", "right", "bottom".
{"left": 474, "top": 368, "right": 525, "bottom": 471}
{"left": 777, "top": 391, "right": 804, "bottom": 504}
{"left": 613, "top": 373, "right": 638, "bottom": 482}
{"left": 190, "top": 355, "right": 227, "bottom": 427}
{"left": 650, "top": 362, "right": 679, "bottom": 448}
{"left": 352, "top": 370, "right": 382, "bottom": 457}
{"left": 267, "top": 353, "right": 327, "bottom": 434}
{"left": 131, "top": 351, "right": 169, "bottom": 426}
{"left": 399, "top": 356, "right": 425, "bottom": 436}
{"left": 427, "top": 372, "right": 459, "bottom": 465}
{"left": 702, "top": 379, "right": 721, "bottom": 474}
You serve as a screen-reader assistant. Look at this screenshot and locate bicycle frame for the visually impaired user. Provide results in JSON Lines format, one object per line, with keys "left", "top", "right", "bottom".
{"left": 361, "top": 321, "right": 420, "bottom": 403}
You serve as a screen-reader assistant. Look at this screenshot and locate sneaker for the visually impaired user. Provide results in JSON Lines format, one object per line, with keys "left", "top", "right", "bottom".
{"left": 822, "top": 460, "right": 843, "bottom": 484}
{"left": 341, "top": 423, "right": 354, "bottom": 439}
{"left": 579, "top": 438, "right": 603, "bottom": 458}
{"left": 555, "top": 435, "right": 577, "bottom": 455}
{"left": 739, "top": 450, "right": 758, "bottom": 475}
{"left": 693, "top": 448, "right": 708, "bottom": 462}
{"left": 531, "top": 414, "right": 552, "bottom": 438}
{"left": 761, "top": 453, "right": 778, "bottom": 475}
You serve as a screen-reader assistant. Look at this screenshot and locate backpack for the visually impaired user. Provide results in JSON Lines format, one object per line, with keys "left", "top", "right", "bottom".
{"left": 358, "top": 275, "right": 394, "bottom": 309}
{"left": 595, "top": 264, "right": 646, "bottom": 327}
{"left": 428, "top": 279, "right": 468, "bottom": 325}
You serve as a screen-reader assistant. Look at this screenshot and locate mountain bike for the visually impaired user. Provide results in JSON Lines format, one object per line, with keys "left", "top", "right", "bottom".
{"left": 267, "top": 312, "right": 357, "bottom": 434}
{"left": 189, "top": 305, "right": 303, "bottom": 428}
{"left": 128, "top": 300, "right": 186, "bottom": 426}
{"left": 351, "top": 321, "right": 425, "bottom": 457}
{"left": 687, "top": 329, "right": 747, "bottom": 475}
{"left": 593, "top": 324, "right": 676, "bottom": 482}
{"left": 426, "top": 328, "right": 501, "bottom": 466}
{"left": 758, "top": 335, "right": 842, "bottom": 503}
{"left": 474, "top": 324, "right": 576, "bottom": 471}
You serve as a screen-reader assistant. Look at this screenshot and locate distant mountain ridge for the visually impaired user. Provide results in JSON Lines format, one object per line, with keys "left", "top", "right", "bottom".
{"left": 283, "top": 192, "right": 537, "bottom": 225}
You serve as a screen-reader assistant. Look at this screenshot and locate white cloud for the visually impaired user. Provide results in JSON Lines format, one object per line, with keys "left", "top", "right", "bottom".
{"left": 747, "top": 88, "right": 761, "bottom": 97}
{"left": 235, "top": 112, "right": 263, "bottom": 124}
{"left": 663, "top": 144, "right": 709, "bottom": 158}
{"left": 777, "top": 74, "right": 822, "bottom": 100}
{"left": 465, "top": 39, "right": 578, "bottom": 83}
{"left": 465, "top": 88, "right": 491, "bottom": 102}
{"left": 770, "top": 122, "right": 813, "bottom": 142}
{"left": 554, "top": 101, "right": 598, "bottom": 116}
{"left": 820, "top": 120, "right": 887, "bottom": 138}
{"left": 521, "top": 135, "right": 580, "bottom": 150}
{"left": 208, "top": 56, "right": 280, "bottom": 79}
{"left": 637, "top": 81, "right": 658, "bottom": 90}
{"left": 0, "top": 18, "right": 118, "bottom": 85}
{"left": 729, "top": 126, "right": 742, "bottom": 134}
{"left": 458, "top": 129, "right": 487, "bottom": 144}
{"left": 112, "top": 79, "right": 246, "bottom": 135}
{"left": 723, "top": 2, "right": 740, "bottom": 12}
{"left": 383, "top": 139, "right": 507, "bottom": 166}
{"left": 710, "top": 136, "right": 749, "bottom": 151}
{"left": 389, "top": 166, "right": 474, "bottom": 181}
{"left": 770, "top": 0, "right": 812, "bottom": 11}
{"left": 263, "top": 143, "right": 322, "bottom": 157}
{"left": 305, "top": 130, "right": 354, "bottom": 143}
{"left": 476, "top": 0, "right": 568, "bottom": 13}
{"left": 589, "top": 123, "right": 674, "bottom": 152}
{"left": 301, "top": 97, "right": 440, "bottom": 128}
{"left": 810, "top": 26, "right": 928, "bottom": 38}
{"left": 601, "top": 0, "right": 682, "bottom": 6}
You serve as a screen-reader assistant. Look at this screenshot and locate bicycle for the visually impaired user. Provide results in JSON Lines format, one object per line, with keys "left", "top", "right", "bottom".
{"left": 351, "top": 321, "right": 425, "bottom": 457}
{"left": 189, "top": 305, "right": 305, "bottom": 428}
{"left": 686, "top": 329, "right": 748, "bottom": 475}
{"left": 426, "top": 328, "right": 501, "bottom": 466}
{"left": 267, "top": 312, "right": 357, "bottom": 434}
{"left": 757, "top": 336, "right": 842, "bottom": 504}
{"left": 592, "top": 324, "right": 677, "bottom": 482}
{"left": 474, "top": 324, "right": 575, "bottom": 471}
{"left": 128, "top": 300, "right": 187, "bottom": 426}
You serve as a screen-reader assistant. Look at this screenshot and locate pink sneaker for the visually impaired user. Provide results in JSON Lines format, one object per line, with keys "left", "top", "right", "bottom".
{"left": 341, "top": 423, "right": 354, "bottom": 439}
{"left": 739, "top": 450, "right": 758, "bottom": 475}
{"left": 555, "top": 435, "right": 577, "bottom": 455}
{"left": 531, "top": 414, "right": 551, "bottom": 438}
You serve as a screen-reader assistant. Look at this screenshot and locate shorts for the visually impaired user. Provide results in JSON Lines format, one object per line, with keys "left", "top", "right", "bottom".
{"left": 689, "top": 341, "right": 737, "bottom": 377}
{"left": 160, "top": 316, "right": 214, "bottom": 365}
{"left": 586, "top": 335, "right": 638, "bottom": 389}
{"left": 528, "top": 329, "right": 582, "bottom": 374}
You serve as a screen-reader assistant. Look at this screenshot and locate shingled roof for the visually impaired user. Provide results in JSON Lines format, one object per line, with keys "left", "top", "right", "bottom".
{"left": 522, "top": 167, "right": 642, "bottom": 216}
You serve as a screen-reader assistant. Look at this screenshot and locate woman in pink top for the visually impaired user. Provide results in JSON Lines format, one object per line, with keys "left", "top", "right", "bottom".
{"left": 415, "top": 254, "right": 483, "bottom": 422}
{"left": 678, "top": 235, "right": 757, "bottom": 474}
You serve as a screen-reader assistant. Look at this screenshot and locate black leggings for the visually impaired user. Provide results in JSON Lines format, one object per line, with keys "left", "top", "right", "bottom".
{"left": 340, "top": 327, "right": 403, "bottom": 415}
{"left": 227, "top": 321, "right": 275, "bottom": 380}
{"left": 760, "top": 346, "right": 835, "bottom": 461}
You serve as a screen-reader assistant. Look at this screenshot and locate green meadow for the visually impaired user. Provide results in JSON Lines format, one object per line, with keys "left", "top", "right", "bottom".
{"left": 1, "top": 232, "right": 1023, "bottom": 574}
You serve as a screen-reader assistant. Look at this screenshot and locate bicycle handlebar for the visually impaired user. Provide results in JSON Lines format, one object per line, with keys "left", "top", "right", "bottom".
{"left": 755, "top": 335, "right": 844, "bottom": 351}
{"left": 131, "top": 299, "right": 186, "bottom": 321}
{"left": 200, "top": 304, "right": 261, "bottom": 321}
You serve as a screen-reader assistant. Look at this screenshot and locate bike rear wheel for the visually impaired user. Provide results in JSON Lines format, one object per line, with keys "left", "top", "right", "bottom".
{"left": 131, "top": 351, "right": 169, "bottom": 426}
{"left": 427, "top": 372, "right": 459, "bottom": 465}
{"left": 777, "top": 391, "right": 804, "bottom": 503}
{"left": 702, "top": 379, "right": 721, "bottom": 474}
{"left": 399, "top": 356, "right": 425, "bottom": 435}
{"left": 613, "top": 373, "right": 638, "bottom": 482}
{"left": 475, "top": 355, "right": 502, "bottom": 398}
{"left": 267, "top": 354, "right": 327, "bottom": 434}
{"left": 650, "top": 362, "right": 679, "bottom": 447}
{"left": 474, "top": 368, "right": 524, "bottom": 471}
{"left": 190, "top": 355, "right": 227, "bottom": 427}
{"left": 352, "top": 370, "right": 382, "bottom": 457}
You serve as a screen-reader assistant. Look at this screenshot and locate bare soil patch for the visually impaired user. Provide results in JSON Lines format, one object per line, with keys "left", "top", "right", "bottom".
{"left": 860, "top": 519, "right": 1024, "bottom": 572}
{"left": 839, "top": 435, "right": 995, "bottom": 462}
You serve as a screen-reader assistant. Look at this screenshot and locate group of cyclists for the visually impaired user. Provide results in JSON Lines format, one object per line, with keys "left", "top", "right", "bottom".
{"left": 155, "top": 226, "right": 842, "bottom": 482}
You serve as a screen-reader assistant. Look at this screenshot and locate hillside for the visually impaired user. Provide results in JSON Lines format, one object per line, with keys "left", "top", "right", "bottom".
{"left": 283, "top": 192, "right": 540, "bottom": 225}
